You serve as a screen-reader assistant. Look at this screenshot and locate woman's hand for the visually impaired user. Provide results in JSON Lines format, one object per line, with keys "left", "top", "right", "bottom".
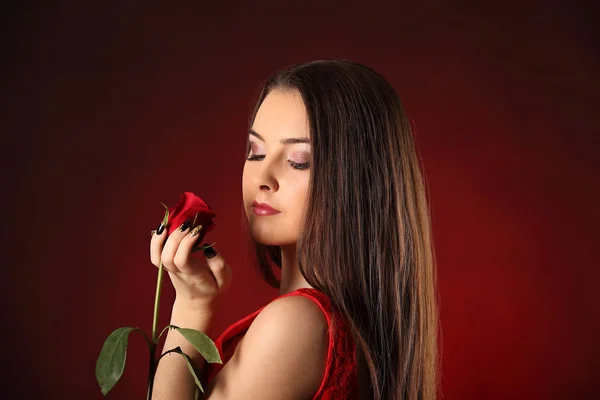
{"left": 150, "top": 220, "right": 232, "bottom": 311}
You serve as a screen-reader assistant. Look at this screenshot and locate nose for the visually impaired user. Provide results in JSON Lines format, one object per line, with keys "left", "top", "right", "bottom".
{"left": 255, "top": 154, "right": 280, "bottom": 192}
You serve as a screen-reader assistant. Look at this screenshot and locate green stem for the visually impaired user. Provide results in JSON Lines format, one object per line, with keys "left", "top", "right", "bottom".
{"left": 156, "top": 347, "right": 182, "bottom": 364}
{"left": 146, "top": 343, "right": 156, "bottom": 400}
{"left": 157, "top": 325, "right": 171, "bottom": 342}
{"left": 152, "top": 260, "right": 166, "bottom": 343}
{"left": 147, "top": 259, "right": 166, "bottom": 400}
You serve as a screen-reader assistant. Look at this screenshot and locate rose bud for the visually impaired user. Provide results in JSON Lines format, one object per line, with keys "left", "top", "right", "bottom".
{"left": 160, "top": 191, "right": 216, "bottom": 248}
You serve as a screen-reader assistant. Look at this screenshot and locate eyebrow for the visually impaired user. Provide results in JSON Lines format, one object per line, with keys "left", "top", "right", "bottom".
{"left": 249, "top": 128, "right": 310, "bottom": 145}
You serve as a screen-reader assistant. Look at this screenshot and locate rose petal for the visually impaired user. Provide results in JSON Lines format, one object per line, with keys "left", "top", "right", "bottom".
{"left": 164, "top": 192, "right": 217, "bottom": 239}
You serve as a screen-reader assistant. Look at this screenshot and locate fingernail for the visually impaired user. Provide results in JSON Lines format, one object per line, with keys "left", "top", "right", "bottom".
{"left": 203, "top": 243, "right": 217, "bottom": 259}
{"left": 190, "top": 225, "right": 203, "bottom": 237}
{"left": 179, "top": 219, "right": 192, "bottom": 232}
{"left": 157, "top": 223, "right": 166, "bottom": 235}
{"left": 150, "top": 230, "right": 157, "bottom": 237}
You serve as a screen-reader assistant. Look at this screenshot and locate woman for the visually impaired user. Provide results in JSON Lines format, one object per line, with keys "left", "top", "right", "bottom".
{"left": 150, "top": 59, "right": 441, "bottom": 399}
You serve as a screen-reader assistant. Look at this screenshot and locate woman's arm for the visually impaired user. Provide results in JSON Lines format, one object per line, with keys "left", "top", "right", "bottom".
{"left": 152, "top": 298, "right": 218, "bottom": 399}
{"left": 202, "top": 295, "right": 329, "bottom": 399}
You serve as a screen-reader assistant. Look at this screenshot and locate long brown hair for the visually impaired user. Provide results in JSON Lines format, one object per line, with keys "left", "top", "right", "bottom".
{"left": 241, "top": 60, "right": 441, "bottom": 399}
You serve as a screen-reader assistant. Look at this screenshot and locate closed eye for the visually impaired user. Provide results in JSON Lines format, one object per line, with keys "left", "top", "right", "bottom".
{"left": 246, "top": 154, "right": 310, "bottom": 171}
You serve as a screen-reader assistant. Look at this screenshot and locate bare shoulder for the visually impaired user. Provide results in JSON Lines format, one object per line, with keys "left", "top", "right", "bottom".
{"left": 255, "top": 294, "right": 330, "bottom": 337}
{"left": 204, "top": 295, "right": 329, "bottom": 399}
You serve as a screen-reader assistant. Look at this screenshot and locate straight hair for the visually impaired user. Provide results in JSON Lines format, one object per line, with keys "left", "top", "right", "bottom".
{"left": 241, "top": 59, "right": 441, "bottom": 400}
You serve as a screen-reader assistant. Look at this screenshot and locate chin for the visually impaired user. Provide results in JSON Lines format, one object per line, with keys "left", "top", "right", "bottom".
{"left": 248, "top": 224, "right": 296, "bottom": 247}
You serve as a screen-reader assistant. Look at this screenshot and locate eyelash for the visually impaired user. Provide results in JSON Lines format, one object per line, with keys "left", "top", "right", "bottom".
{"left": 246, "top": 154, "right": 310, "bottom": 170}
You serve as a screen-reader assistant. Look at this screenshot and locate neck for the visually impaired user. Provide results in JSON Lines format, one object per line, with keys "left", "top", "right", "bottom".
{"left": 278, "top": 244, "right": 313, "bottom": 295}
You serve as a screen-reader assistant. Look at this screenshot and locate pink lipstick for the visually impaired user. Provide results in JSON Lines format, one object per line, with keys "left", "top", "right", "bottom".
{"left": 252, "top": 200, "right": 281, "bottom": 216}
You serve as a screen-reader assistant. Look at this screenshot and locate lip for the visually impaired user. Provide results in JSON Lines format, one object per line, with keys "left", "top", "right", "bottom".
{"left": 252, "top": 200, "right": 281, "bottom": 215}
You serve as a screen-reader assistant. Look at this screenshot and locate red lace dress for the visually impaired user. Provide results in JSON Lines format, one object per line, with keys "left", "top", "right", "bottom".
{"left": 202, "top": 288, "right": 357, "bottom": 399}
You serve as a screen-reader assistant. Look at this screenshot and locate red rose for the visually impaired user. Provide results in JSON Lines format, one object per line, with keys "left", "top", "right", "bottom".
{"left": 162, "top": 191, "right": 216, "bottom": 247}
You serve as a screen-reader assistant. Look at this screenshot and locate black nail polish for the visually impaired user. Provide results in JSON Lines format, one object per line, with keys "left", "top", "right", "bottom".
{"left": 179, "top": 219, "right": 192, "bottom": 232}
{"left": 157, "top": 222, "right": 166, "bottom": 235}
{"left": 203, "top": 243, "right": 217, "bottom": 259}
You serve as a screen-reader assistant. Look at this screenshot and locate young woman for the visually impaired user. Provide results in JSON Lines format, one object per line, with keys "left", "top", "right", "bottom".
{"left": 150, "top": 59, "right": 441, "bottom": 399}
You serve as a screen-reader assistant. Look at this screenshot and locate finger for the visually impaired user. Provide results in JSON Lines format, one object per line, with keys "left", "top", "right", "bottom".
{"left": 153, "top": 260, "right": 173, "bottom": 273}
{"left": 150, "top": 223, "right": 169, "bottom": 267}
{"left": 150, "top": 228, "right": 174, "bottom": 273}
{"left": 203, "top": 245, "right": 233, "bottom": 292}
{"left": 161, "top": 219, "right": 194, "bottom": 273}
{"left": 173, "top": 224, "right": 205, "bottom": 275}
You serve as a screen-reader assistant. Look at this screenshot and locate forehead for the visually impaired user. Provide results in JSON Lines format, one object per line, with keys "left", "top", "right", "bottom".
{"left": 252, "top": 89, "right": 309, "bottom": 139}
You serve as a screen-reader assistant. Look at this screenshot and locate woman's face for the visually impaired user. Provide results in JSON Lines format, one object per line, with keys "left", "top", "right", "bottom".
{"left": 242, "top": 88, "right": 312, "bottom": 246}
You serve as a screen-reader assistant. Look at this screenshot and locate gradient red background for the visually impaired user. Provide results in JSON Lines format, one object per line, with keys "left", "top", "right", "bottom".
{"left": 1, "top": 1, "right": 598, "bottom": 399}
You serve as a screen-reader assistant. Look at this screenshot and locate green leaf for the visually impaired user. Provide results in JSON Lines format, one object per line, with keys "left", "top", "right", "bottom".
{"left": 95, "top": 326, "right": 146, "bottom": 396}
{"left": 170, "top": 347, "right": 205, "bottom": 395}
{"left": 171, "top": 326, "right": 222, "bottom": 364}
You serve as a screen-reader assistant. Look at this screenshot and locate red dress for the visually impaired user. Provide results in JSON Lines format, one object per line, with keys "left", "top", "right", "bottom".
{"left": 202, "top": 288, "right": 358, "bottom": 399}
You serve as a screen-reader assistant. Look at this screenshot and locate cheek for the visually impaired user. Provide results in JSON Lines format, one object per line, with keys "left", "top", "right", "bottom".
{"left": 289, "top": 177, "right": 310, "bottom": 215}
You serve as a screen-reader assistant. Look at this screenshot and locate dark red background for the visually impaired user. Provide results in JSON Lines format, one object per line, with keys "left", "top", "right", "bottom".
{"left": 1, "top": 1, "right": 598, "bottom": 399}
